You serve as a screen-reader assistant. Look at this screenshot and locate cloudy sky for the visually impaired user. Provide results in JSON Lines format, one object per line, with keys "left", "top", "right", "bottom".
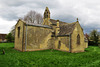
{"left": 0, "top": 0, "right": 100, "bottom": 34}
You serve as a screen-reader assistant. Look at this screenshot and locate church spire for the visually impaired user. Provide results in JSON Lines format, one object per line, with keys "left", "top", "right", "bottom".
{"left": 44, "top": 7, "right": 50, "bottom": 19}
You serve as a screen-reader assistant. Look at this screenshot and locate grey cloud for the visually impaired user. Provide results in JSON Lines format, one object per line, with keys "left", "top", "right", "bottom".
{"left": 0, "top": 0, "right": 100, "bottom": 33}
{"left": 0, "top": 0, "right": 60, "bottom": 21}
{"left": 52, "top": 15, "right": 76, "bottom": 23}
{"left": 82, "top": 23, "right": 100, "bottom": 34}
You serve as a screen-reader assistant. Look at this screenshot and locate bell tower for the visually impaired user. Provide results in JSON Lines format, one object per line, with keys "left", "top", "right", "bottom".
{"left": 44, "top": 7, "right": 50, "bottom": 19}
{"left": 43, "top": 7, "right": 51, "bottom": 25}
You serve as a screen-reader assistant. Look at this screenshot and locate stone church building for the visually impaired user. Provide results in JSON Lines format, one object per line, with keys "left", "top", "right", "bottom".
{"left": 15, "top": 7, "right": 88, "bottom": 53}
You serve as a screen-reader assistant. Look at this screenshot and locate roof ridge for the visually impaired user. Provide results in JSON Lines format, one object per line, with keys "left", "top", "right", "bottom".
{"left": 62, "top": 22, "right": 77, "bottom": 26}
{"left": 50, "top": 19, "right": 77, "bottom": 24}
{"left": 50, "top": 19, "right": 68, "bottom": 24}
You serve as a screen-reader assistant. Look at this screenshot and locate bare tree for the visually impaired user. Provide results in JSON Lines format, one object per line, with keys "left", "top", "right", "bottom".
{"left": 35, "top": 13, "right": 43, "bottom": 24}
{"left": 23, "top": 10, "right": 43, "bottom": 24}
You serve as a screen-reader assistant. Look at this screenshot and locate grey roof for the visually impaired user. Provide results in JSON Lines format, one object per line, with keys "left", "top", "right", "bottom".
{"left": 50, "top": 19, "right": 77, "bottom": 35}
{"left": 25, "top": 22, "right": 52, "bottom": 29}
{"left": 50, "top": 19, "right": 68, "bottom": 27}
{"left": 59, "top": 22, "right": 77, "bottom": 35}
{"left": 17, "top": 19, "right": 52, "bottom": 29}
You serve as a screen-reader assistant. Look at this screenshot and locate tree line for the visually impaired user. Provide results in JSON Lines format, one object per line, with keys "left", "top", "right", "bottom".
{"left": 86, "top": 29, "right": 100, "bottom": 46}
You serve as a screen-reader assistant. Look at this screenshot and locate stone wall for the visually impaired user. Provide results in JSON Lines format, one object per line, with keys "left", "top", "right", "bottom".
{"left": 71, "top": 22, "right": 85, "bottom": 53}
{"left": 85, "top": 41, "right": 88, "bottom": 48}
{"left": 54, "top": 36, "right": 69, "bottom": 52}
{"left": 15, "top": 20, "right": 24, "bottom": 51}
{"left": 14, "top": 20, "right": 87, "bottom": 53}
{"left": 26, "top": 26, "right": 53, "bottom": 51}
{"left": 59, "top": 37, "right": 69, "bottom": 52}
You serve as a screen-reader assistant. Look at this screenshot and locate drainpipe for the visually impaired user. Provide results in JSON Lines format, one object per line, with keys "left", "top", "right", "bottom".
{"left": 22, "top": 23, "right": 24, "bottom": 52}
{"left": 25, "top": 24, "right": 27, "bottom": 51}
{"left": 69, "top": 34, "right": 71, "bottom": 52}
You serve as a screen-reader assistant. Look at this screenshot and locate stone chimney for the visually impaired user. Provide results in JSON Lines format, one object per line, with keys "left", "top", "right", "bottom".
{"left": 55, "top": 20, "right": 60, "bottom": 36}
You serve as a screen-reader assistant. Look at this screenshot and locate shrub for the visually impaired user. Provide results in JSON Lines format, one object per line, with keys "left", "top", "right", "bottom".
{"left": 6, "top": 33, "right": 14, "bottom": 42}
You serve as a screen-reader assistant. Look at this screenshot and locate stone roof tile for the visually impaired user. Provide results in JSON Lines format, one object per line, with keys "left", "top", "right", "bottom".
{"left": 50, "top": 19, "right": 77, "bottom": 35}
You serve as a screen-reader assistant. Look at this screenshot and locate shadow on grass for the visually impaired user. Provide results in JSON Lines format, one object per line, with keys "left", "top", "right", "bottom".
{"left": 85, "top": 50, "right": 89, "bottom": 52}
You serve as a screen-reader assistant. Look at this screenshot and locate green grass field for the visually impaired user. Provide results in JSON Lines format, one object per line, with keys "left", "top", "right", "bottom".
{"left": 0, "top": 43, "right": 100, "bottom": 67}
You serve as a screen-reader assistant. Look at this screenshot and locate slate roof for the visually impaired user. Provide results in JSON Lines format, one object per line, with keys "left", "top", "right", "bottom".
{"left": 59, "top": 22, "right": 77, "bottom": 35}
{"left": 26, "top": 22, "right": 52, "bottom": 29}
{"left": 50, "top": 19, "right": 68, "bottom": 27}
{"left": 50, "top": 19, "right": 77, "bottom": 35}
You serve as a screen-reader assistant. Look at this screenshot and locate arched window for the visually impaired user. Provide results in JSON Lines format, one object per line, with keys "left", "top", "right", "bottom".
{"left": 77, "top": 34, "right": 80, "bottom": 45}
{"left": 18, "top": 27, "right": 20, "bottom": 38}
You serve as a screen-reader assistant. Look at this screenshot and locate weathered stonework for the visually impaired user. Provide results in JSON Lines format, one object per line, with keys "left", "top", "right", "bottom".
{"left": 26, "top": 26, "right": 52, "bottom": 51}
{"left": 71, "top": 22, "right": 86, "bottom": 53}
{"left": 14, "top": 7, "right": 88, "bottom": 53}
{"left": 15, "top": 20, "right": 24, "bottom": 51}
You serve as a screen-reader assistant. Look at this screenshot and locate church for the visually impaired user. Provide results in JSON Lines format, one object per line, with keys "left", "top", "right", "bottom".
{"left": 14, "top": 7, "right": 88, "bottom": 53}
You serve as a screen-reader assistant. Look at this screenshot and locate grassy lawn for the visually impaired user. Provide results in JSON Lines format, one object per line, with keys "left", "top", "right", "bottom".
{"left": 0, "top": 43, "right": 100, "bottom": 67}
